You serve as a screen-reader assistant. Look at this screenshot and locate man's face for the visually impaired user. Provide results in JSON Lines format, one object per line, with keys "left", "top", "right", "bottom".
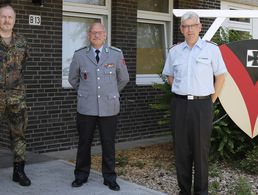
{"left": 180, "top": 17, "right": 202, "bottom": 47}
{"left": 0, "top": 6, "right": 16, "bottom": 33}
{"left": 88, "top": 23, "right": 106, "bottom": 49}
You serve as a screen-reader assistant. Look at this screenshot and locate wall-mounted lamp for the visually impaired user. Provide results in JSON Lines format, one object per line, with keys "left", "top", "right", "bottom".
{"left": 32, "top": 0, "right": 44, "bottom": 7}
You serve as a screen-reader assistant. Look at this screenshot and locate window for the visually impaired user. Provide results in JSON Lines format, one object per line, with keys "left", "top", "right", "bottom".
{"left": 64, "top": 0, "right": 105, "bottom": 5}
{"left": 221, "top": 1, "right": 258, "bottom": 39}
{"left": 229, "top": 8, "right": 250, "bottom": 23}
{"left": 62, "top": 0, "right": 111, "bottom": 88}
{"left": 138, "top": 0, "right": 169, "bottom": 13}
{"left": 136, "top": 0, "right": 173, "bottom": 85}
{"left": 137, "top": 22, "right": 166, "bottom": 74}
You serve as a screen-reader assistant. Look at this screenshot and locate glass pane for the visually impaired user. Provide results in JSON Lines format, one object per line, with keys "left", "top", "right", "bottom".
{"left": 137, "top": 23, "right": 166, "bottom": 74}
{"left": 138, "top": 0, "right": 169, "bottom": 13}
{"left": 64, "top": 0, "right": 105, "bottom": 6}
{"left": 230, "top": 17, "right": 250, "bottom": 23}
{"left": 62, "top": 16, "right": 100, "bottom": 87}
{"left": 229, "top": 9, "right": 250, "bottom": 23}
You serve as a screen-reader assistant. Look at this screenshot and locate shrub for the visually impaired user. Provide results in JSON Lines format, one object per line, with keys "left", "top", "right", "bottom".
{"left": 209, "top": 102, "right": 256, "bottom": 161}
{"left": 238, "top": 146, "right": 258, "bottom": 175}
{"left": 150, "top": 75, "right": 172, "bottom": 126}
{"left": 233, "top": 176, "right": 254, "bottom": 195}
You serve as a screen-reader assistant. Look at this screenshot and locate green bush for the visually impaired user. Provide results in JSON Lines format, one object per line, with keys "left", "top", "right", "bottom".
{"left": 238, "top": 146, "right": 258, "bottom": 175}
{"left": 233, "top": 176, "right": 254, "bottom": 195}
{"left": 116, "top": 155, "right": 128, "bottom": 167}
{"left": 209, "top": 102, "right": 256, "bottom": 161}
{"left": 209, "top": 180, "right": 220, "bottom": 195}
{"left": 150, "top": 75, "right": 172, "bottom": 126}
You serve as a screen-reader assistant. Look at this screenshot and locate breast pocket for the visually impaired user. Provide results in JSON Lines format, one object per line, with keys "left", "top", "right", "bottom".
{"left": 196, "top": 57, "right": 211, "bottom": 65}
{"left": 172, "top": 60, "right": 184, "bottom": 78}
{"left": 14, "top": 48, "right": 26, "bottom": 65}
{"left": 80, "top": 69, "right": 89, "bottom": 81}
{"left": 104, "top": 66, "right": 116, "bottom": 83}
{"left": 196, "top": 57, "right": 212, "bottom": 75}
{"left": 104, "top": 67, "right": 115, "bottom": 76}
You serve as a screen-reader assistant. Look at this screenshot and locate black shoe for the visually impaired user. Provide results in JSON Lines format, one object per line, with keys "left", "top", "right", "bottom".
{"left": 103, "top": 180, "right": 120, "bottom": 191}
{"left": 71, "top": 178, "right": 87, "bottom": 187}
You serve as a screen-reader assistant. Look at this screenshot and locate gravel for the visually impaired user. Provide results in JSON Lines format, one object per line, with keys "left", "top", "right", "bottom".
{"left": 91, "top": 142, "right": 258, "bottom": 195}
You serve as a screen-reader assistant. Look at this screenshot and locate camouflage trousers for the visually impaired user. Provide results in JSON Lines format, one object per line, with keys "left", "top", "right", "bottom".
{"left": 0, "top": 90, "right": 28, "bottom": 162}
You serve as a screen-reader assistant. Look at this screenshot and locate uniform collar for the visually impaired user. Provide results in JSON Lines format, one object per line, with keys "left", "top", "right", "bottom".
{"left": 195, "top": 37, "right": 205, "bottom": 49}
{"left": 92, "top": 46, "right": 103, "bottom": 54}
{"left": 182, "top": 37, "right": 204, "bottom": 49}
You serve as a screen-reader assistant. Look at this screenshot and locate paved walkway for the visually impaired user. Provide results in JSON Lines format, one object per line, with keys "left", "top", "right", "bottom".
{"left": 0, "top": 136, "right": 171, "bottom": 195}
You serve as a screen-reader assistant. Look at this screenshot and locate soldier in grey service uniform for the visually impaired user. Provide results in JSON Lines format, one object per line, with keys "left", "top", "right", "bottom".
{"left": 69, "top": 22, "right": 129, "bottom": 191}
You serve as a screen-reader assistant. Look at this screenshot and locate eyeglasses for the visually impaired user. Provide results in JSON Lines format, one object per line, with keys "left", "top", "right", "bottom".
{"left": 90, "top": 31, "right": 105, "bottom": 36}
{"left": 181, "top": 23, "right": 200, "bottom": 30}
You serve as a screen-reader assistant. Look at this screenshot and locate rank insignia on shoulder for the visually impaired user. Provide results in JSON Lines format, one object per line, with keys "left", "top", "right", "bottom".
{"left": 75, "top": 46, "right": 89, "bottom": 52}
{"left": 110, "top": 46, "right": 122, "bottom": 53}
{"left": 168, "top": 42, "right": 181, "bottom": 50}
{"left": 205, "top": 40, "right": 217, "bottom": 46}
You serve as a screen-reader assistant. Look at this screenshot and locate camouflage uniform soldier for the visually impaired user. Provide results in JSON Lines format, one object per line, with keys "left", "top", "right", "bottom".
{"left": 0, "top": 3, "right": 31, "bottom": 186}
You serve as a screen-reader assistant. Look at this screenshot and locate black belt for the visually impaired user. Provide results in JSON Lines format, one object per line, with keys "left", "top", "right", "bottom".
{"left": 173, "top": 93, "right": 211, "bottom": 100}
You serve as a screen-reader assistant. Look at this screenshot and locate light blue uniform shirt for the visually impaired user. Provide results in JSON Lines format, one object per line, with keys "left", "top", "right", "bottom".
{"left": 162, "top": 38, "right": 227, "bottom": 96}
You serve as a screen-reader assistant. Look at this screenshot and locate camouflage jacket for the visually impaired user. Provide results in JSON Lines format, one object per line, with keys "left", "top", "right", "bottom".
{"left": 0, "top": 33, "right": 29, "bottom": 92}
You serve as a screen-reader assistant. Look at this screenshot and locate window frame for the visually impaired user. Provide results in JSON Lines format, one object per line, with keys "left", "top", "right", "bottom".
{"left": 136, "top": 0, "right": 173, "bottom": 86}
{"left": 62, "top": 0, "right": 111, "bottom": 88}
{"left": 136, "top": 19, "right": 168, "bottom": 85}
{"left": 221, "top": 1, "right": 258, "bottom": 39}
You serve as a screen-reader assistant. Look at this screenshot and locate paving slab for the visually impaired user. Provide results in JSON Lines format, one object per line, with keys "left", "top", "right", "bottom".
{"left": 0, "top": 160, "right": 167, "bottom": 195}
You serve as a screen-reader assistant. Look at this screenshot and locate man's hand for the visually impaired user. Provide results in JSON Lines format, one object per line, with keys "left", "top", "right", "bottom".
{"left": 211, "top": 73, "right": 226, "bottom": 103}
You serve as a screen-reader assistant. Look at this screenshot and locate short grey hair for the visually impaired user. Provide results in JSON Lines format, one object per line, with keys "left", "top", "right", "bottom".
{"left": 0, "top": 4, "right": 16, "bottom": 18}
{"left": 181, "top": 11, "right": 200, "bottom": 24}
{"left": 88, "top": 22, "right": 106, "bottom": 33}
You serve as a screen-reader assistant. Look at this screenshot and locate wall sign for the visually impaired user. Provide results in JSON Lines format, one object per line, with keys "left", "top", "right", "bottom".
{"left": 220, "top": 40, "right": 258, "bottom": 138}
{"left": 29, "top": 15, "right": 41, "bottom": 26}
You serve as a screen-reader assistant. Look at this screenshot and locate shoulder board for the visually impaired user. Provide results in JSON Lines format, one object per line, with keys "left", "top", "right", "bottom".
{"left": 75, "top": 46, "right": 89, "bottom": 52}
{"left": 205, "top": 40, "right": 217, "bottom": 46}
{"left": 168, "top": 42, "right": 181, "bottom": 50}
{"left": 109, "top": 46, "right": 122, "bottom": 53}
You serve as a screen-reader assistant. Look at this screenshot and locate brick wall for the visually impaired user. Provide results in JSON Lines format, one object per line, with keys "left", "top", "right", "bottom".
{"left": 111, "top": 0, "right": 170, "bottom": 143}
{"left": 0, "top": 0, "right": 169, "bottom": 153}
{"left": 0, "top": 0, "right": 79, "bottom": 152}
{"left": 0, "top": 0, "right": 222, "bottom": 153}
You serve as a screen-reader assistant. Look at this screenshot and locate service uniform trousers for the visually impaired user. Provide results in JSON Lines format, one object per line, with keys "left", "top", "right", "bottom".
{"left": 74, "top": 113, "right": 117, "bottom": 182}
{"left": 0, "top": 91, "right": 28, "bottom": 162}
{"left": 171, "top": 96, "right": 213, "bottom": 195}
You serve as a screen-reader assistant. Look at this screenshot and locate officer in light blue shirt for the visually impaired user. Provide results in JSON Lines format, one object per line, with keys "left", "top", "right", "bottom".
{"left": 163, "top": 37, "right": 227, "bottom": 97}
{"left": 162, "top": 11, "right": 227, "bottom": 195}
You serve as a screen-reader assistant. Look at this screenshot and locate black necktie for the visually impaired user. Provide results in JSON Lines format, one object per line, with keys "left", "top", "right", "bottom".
{"left": 95, "top": 50, "right": 100, "bottom": 63}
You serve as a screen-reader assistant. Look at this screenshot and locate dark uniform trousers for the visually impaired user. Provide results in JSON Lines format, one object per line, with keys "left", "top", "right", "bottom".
{"left": 171, "top": 96, "right": 213, "bottom": 195}
{"left": 74, "top": 113, "right": 117, "bottom": 182}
